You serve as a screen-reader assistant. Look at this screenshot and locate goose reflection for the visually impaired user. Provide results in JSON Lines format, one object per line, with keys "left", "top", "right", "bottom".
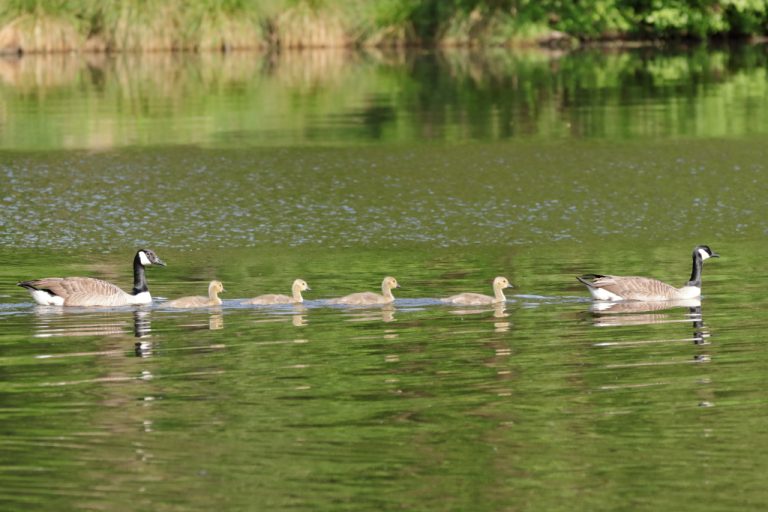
{"left": 291, "top": 305, "right": 308, "bottom": 327}
{"left": 589, "top": 298, "right": 701, "bottom": 328}
{"left": 589, "top": 299, "right": 710, "bottom": 351}
{"left": 247, "top": 304, "right": 309, "bottom": 327}
{"left": 341, "top": 304, "right": 396, "bottom": 323}
{"left": 32, "top": 307, "right": 152, "bottom": 338}
{"left": 171, "top": 309, "right": 224, "bottom": 331}
{"left": 590, "top": 299, "right": 712, "bottom": 407}
{"left": 449, "top": 302, "right": 511, "bottom": 332}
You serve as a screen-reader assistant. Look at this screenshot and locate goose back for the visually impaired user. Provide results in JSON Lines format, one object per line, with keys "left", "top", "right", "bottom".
{"left": 19, "top": 277, "right": 139, "bottom": 306}
{"left": 578, "top": 274, "right": 691, "bottom": 301}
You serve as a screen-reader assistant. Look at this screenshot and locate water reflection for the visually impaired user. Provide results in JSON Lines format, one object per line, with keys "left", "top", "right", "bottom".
{"left": 291, "top": 306, "right": 308, "bottom": 327}
{"left": 448, "top": 303, "right": 511, "bottom": 332}
{"left": 589, "top": 299, "right": 712, "bottom": 407}
{"left": 339, "top": 304, "right": 397, "bottom": 323}
{"left": 31, "top": 307, "right": 152, "bottom": 338}
{"left": 589, "top": 299, "right": 701, "bottom": 327}
{"left": 589, "top": 299, "right": 708, "bottom": 344}
{"left": 2, "top": 45, "right": 768, "bottom": 150}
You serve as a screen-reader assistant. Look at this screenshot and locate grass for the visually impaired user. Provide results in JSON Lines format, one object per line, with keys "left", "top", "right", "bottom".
{"left": 0, "top": 0, "right": 766, "bottom": 53}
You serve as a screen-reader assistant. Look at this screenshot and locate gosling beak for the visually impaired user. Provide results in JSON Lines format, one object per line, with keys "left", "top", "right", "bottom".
{"left": 306, "top": 286, "right": 312, "bottom": 291}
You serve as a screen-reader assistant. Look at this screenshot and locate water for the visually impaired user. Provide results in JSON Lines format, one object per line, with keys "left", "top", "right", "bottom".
{"left": 2, "top": 46, "right": 768, "bottom": 511}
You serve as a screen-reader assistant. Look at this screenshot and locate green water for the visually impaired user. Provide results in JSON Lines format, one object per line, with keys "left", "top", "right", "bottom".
{"left": 2, "top": 46, "right": 768, "bottom": 511}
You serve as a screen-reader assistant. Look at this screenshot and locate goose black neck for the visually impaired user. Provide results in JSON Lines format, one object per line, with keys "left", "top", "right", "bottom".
{"left": 132, "top": 253, "right": 149, "bottom": 295}
{"left": 687, "top": 251, "right": 703, "bottom": 287}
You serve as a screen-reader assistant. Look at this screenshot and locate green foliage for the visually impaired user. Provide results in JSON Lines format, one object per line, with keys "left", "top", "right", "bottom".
{"left": 1, "top": 0, "right": 768, "bottom": 50}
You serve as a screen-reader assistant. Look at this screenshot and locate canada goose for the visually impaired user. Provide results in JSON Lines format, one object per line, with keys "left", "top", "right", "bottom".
{"left": 18, "top": 249, "right": 166, "bottom": 307}
{"left": 442, "top": 276, "right": 513, "bottom": 305}
{"left": 242, "top": 279, "right": 310, "bottom": 305}
{"left": 327, "top": 276, "right": 400, "bottom": 305}
{"left": 166, "top": 280, "right": 225, "bottom": 308}
{"left": 577, "top": 245, "right": 719, "bottom": 301}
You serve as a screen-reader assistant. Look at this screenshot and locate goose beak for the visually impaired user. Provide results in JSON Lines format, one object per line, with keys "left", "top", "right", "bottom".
{"left": 711, "top": 252, "right": 720, "bottom": 258}
{"left": 155, "top": 258, "right": 166, "bottom": 267}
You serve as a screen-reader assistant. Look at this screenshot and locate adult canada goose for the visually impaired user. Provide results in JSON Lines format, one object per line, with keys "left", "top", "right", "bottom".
{"left": 442, "top": 276, "right": 513, "bottom": 305}
{"left": 166, "top": 280, "right": 225, "bottom": 308}
{"left": 577, "top": 245, "right": 719, "bottom": 301}
{"left": 328, "top": 276, "right": 400, "bottom": 305}
{"left": 242, "top": 279, "right": 310, "bottom": 305}
{"left": 18, "top": 249, "right": 166, "bottom": 307}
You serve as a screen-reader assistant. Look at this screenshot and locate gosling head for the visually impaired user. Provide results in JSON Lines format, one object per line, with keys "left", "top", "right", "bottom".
{"left": 209, "top": 280, "right": 225, "bottom": 294}
{"left": 694, "top": 245, "right": 719, "bottom": 261}
{"left": 382, "top": 276, "right": 400, "bottom": 291}
{"left": 493, "top": 276, "right": 513, "bottom": 290}
{"left": 293, "top": 279, "right": 311, "bottom": 292}
{"left": 137, "top": 249, "right": 166, "bottom": 267}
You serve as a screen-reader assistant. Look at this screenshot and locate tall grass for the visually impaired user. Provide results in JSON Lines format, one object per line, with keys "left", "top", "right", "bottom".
{"left": 0, "top": 0, "right": 766, "bottom": 53}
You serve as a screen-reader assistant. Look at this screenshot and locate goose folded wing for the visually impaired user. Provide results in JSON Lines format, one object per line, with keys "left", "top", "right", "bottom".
{"left": 28, "top": 277, "right": 126, "bottom": 302}
{"left": 595, "top": 276, "right": 679, "bottom": 300}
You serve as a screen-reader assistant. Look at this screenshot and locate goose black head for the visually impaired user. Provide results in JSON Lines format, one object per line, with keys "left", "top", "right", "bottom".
{"left": 694, "top": 245, "right": 719, "bottom": 261}
{"left": 137, "top": 249, "right": 166, "bottom": 267}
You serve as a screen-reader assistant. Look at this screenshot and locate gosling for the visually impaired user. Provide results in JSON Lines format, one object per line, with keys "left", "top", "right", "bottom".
{"left": 441, "top": 276, "right": 513, "bottom": 306}
{"left": 327, "top": 276, "right": 400, "bottom": 305}
{"left": 242, "top": 279, "right": 310, "bottom": 305}
{"left": 166, "top": 280, "right": 225, "bottom": 308}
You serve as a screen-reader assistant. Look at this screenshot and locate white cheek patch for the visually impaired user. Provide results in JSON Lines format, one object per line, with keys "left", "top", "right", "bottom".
{"left": 138, "top": 251, "right": 152, "bottom": 266}
{"left": 698, "top": 248, "right": 711, "bottom": 260}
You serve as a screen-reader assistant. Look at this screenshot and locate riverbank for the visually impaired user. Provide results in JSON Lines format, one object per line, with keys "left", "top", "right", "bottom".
{"left": 1, "top": 1, "right": 766, "bottom": 54}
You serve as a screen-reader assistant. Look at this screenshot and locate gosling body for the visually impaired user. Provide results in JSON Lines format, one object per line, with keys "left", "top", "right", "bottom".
{"left": 18, "top": 249, "right": 165, "bottom": 307}
{"left": 243, "top": 279, "right": 311, "bottom": 305}
{"left": 167, "top": 280, "right": 225, "bottom": 308}
{"left": 442, "top": 276, "right": 513, "bottom": 306}
{"left": 328, "top": 276, "right": 400, "bottom": 305}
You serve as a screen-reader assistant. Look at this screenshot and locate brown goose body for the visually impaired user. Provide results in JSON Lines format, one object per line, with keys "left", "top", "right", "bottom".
{"left": 576, "top": 275, "right": 691, "bottom": 301}
{"left": 577, "top": 245, "right": 719, "bottom": 302}
{"left": 18, "top": 249, "right": 165, "bottom": 307}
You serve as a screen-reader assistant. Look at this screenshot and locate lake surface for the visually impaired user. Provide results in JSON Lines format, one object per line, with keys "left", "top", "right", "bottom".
{"left": 1, "top": 45, "right": 768, "bottom": 511}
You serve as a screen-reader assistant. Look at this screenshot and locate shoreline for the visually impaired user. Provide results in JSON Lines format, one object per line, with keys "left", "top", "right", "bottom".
{"left": 2, "top": 3, "right": 767, "bottom": 55}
